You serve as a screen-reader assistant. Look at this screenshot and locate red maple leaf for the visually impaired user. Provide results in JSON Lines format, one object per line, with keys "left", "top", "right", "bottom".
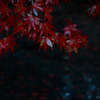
{"left": 14, "top": 0, "right": 28, "bottom": 18}
{"left": 22, "top": 13, "right": 40, "bottom": 32}
{"left": 0, "top": 2, "right": 11, "bottom": 17}
{"left": 0, "top": 15, "right": 10, "bottom": 34}
{"left": 37, "top": 36, "right": 54, "bottom": 52}
{"left": 77, "top": 35, "right": 89, "bottom": 50}
{"left": 28, "top": 28, "right": 38, "bottom": 42}
{"left": 0, "top": 34, "right": 18, "bottom": 57}
{"left": 57, "top": 34, "right": 68, "bottom": 51}
{"left": 30, "top": 1, "right": 44, "bottom": 12}
{"left": 12, "top": 20, "right": 29, "bottom": 39}
{"left": 66, "top": 36, "right": 81, "bottom": 56}
{"left": 65, "top": 34, "right": 89, "bottom": 57}
{"left": 29, "top": 1, "right": 44, "bottom": 16}
{"left": 6, "top": 14, "right": 17, "bottom": 28}
{"left": 39, "top": 21, "right": 55, "bottom": 37}
{"left": 43, "top": 5, "right": 53, "bottom": 21}
{"left": 62, "top": 19, "right": 81, "bottom": 38}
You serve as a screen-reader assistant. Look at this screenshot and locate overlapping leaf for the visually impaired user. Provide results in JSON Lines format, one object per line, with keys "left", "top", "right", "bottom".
{"left": 37, "top": 36, "right": 54, "bottom": 52}
{"left": 22, "top": 13, "right": 40, "bottom": 32}
{"left": 28, "top": 28, "right": 38, "bottom": 42}
{"left": 30, "top": 1, "right": 44, "bottom": 12}
{"left": 12, "top": 20, "right": 29, "bottom": 39}
{"left": 14, "top": 0, "right": 28, "bottom": 18}
{"left": 62, "top": 19, "right": 81, "bottom": 38}
{"left": 6, "top": 14, "right": 17, "bottom": 28}
{"left": 57, "top": 34, "right": 68, "bottom": 50}
{"left": 0, "top": 2, "right": 11, "bottom": 16}
{"left": 39, "top": 21, "right": 55, "bottom": 37}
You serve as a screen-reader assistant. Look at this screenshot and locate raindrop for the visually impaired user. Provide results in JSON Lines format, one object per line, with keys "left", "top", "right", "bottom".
{"left": 65, "top": 93, "right": 70, "bottom": 96}
{"left": 90, "top": 85, "right": 96, "bottom": 91}
{"left": 88, "top": 78, "right": 92, "bottom": 82}
{"left": 88, "top": 95, "right": 92, "bottom": 99}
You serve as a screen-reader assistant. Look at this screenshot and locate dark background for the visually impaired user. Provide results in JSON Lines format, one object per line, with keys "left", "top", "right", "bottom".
{"left": 0, "top": 0, "right": 100, "bottom": 100}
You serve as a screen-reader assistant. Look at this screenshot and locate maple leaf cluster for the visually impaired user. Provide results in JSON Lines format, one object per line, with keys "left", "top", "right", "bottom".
{"left": 0, "top": 0, "right": 98, "bottom": 58}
